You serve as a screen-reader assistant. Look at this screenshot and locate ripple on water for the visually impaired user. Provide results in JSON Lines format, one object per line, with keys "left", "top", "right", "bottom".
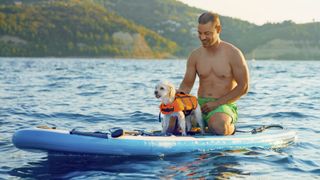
{"left": 256, "top": 111, "right": 308, "bottom": 119}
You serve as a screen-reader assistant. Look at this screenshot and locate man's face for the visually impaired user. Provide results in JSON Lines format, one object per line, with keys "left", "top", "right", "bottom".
{"left": 197, "top": 22, "right": 220, "bottom": 48}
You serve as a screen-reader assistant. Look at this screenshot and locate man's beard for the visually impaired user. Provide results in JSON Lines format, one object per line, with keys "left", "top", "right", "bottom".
{"left": 201, "top": 39, "right": 212, "bottom": 47}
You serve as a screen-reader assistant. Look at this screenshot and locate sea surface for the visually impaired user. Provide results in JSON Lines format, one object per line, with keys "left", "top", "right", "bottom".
{"left": 0, "top": 58, "right": 319, "bottom": 179}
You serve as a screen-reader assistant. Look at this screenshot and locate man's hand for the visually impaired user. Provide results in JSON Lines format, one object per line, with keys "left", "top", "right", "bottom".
{"left": 176, "top": 89, "right": 186, "bottom": 94}
{"left": 201, "top": 101, "right": 220, "bottom": 113}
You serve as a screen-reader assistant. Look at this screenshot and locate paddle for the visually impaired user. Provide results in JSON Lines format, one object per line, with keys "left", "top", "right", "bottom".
{"left": 235, "top": 124, "right": 284, "bottom": 134}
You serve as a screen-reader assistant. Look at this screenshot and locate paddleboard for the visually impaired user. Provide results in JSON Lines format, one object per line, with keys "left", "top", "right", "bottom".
{"left": 12, "top": 127, "right": 297, "bottom": 156}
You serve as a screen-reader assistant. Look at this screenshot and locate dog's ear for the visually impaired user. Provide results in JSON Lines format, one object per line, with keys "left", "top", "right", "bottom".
{"left": 168, "top": 84, "right": 176, "bottom": 98}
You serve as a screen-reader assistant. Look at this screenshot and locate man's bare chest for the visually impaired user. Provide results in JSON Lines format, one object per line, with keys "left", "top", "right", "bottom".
{"left": 196, "top": 58, "right": 232, "bottom": 79}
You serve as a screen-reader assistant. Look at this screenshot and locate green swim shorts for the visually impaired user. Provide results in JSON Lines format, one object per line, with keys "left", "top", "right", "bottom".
{"left": 198, "top": 97, "right": 238, "bottom": 126}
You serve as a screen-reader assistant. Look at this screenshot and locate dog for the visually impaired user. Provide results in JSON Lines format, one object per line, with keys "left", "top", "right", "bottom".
{"left": 154, "top": 81, "right": 204, "bottom": 136}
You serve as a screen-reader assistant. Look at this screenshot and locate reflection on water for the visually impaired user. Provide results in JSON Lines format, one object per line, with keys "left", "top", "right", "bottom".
{"left": 10, "top": 151, "right": 257, "bottom": 179}
{"left": 162, "top": 151, "right": 251, "bottom": 179}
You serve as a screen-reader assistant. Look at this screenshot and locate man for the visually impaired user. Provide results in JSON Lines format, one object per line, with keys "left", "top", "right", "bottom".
{"left": 178, "top": 12, "right": 249, "bottom": 135}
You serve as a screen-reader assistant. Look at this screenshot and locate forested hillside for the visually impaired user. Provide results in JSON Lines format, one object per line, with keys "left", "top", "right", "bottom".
{"left": 103, "top": 0, "right": 320, "bottom": 60}
{"left": 0, "top": 0, "right": 319, "bottom": 59}
{"left": 0, "top": 0, "right": 176, "bottom": 58}
{"left": 101, "top": 0, "right": 257, "bottom": 57}
{"left": 243, "top": 21, "right": 320, "bottom": 59}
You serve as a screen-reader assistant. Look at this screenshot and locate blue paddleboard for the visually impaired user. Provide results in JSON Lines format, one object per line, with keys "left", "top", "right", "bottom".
{"left": 12, "top": 127, "right": 297, "bottom": 156}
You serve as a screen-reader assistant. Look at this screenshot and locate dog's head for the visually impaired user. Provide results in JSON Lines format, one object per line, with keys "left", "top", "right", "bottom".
{"left": 154, "top": 81, "right": 176, "bottom": 103}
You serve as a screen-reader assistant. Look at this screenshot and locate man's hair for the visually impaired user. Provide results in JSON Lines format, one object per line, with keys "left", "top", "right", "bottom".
{"left": 198, "top": 12, "right": 220, "bottom": 25}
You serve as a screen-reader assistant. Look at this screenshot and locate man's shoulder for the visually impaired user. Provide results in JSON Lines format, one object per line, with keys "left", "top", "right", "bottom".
{"left": 188, "top": 47, "right": 202, "bottom": 61}
{"left": 190, "top": 47, "right": 205, "bottom": 58}
{"left": 221, "top": 41, "right": 246, "bottom": 64}
{"left": 191, "top": 47, "right": 203, "bottom": 55}
{"left": 221, "top": 41, "right": 241, "bottom": 52}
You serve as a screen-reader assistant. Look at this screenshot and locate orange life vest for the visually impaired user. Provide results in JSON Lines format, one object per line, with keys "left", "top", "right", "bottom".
{"left": 160, "top": 93, "right": 198, "bottom": 115}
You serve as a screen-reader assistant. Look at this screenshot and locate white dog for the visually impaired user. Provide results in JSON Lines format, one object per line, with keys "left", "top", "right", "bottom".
{"left": 154, "top": 81, "right": 204, "bottom": 136}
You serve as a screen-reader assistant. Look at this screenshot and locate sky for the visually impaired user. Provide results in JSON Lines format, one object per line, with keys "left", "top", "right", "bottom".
{"left": 178, "top": 0, "right": 320, "bottom": 25}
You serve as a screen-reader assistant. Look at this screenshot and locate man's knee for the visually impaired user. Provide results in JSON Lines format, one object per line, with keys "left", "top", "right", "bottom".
{"left": 208, "top": 113, "right": 234, "bottom": 135}
{"left": 215, "top": 125, "right": 234, "bottom": 135}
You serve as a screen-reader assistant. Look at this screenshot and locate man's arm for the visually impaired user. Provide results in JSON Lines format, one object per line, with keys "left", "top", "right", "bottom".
{"left": 179, "top": 53, "right": 197, "bottom": 94}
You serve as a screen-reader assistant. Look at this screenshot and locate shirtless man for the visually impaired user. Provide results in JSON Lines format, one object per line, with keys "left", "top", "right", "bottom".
{"left": 178, "top": 12, "right": 249, "bottom": 135}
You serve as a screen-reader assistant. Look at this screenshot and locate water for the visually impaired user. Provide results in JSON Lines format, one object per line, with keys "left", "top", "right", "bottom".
{"left": 1, "top": 58, "right": 319, "bottom": 179}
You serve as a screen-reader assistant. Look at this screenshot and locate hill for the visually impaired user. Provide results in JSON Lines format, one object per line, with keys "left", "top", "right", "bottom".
{"left": 0, "top": 0, "right": 320, "bottom": 60}
{"left": 103, "top": 0, "right": 320, "bottom": 60}
{"left": 101, "top": 0, "right": 257, "bottom": 57}
{"left": 0, "top": 0, "right": 177, "bottom": 58}
{"left": 243, "top": 21, "right": 320, "bottom": 60}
